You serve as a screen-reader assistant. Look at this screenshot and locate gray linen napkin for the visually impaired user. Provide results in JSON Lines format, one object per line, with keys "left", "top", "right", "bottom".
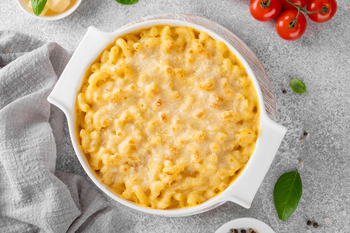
{"left": 0, "top": 31, "right": 115, "bottom": 233}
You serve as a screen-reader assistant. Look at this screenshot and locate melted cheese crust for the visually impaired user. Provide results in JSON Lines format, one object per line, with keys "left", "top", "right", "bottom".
{"left": 76, "top": 25, "right": 260, "bottom": 209}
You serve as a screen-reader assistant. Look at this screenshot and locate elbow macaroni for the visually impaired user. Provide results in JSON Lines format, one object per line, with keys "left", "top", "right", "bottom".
{"left": 76, "top": 25, "right": 260, "bottom": 209}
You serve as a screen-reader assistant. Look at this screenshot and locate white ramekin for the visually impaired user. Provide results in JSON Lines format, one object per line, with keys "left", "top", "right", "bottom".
{"left": 15, "top": 0, "right": 82, "bottom": 21}
{"left": 48, "top": 19, "right": 287, "bottom": 217}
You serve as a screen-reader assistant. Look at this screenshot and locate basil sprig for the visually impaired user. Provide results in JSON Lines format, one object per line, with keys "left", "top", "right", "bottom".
{"left": 31, "top": 0, "right": 47, "bottom": 16}
{"left": 290, "top": 79, "right": 308, "bottom": 94}
{"left": 274, "top": 170, "right": 303, "bottom": 222}
{"left": 116, "top": 0, "right": 138, "bottom": 5}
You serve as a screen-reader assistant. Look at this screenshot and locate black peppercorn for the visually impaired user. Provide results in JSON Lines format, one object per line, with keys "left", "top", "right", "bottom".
{"left": 307, "top": 220, "right": 312, "bottom": 226}
{"left": 282, "top": 90, "right": 287, "bottom": 94}
{"left": 241, "top": 230, "right": 246, "bottom": 233}
{"left": 313, "top": 222, "right": 319, "bottom": 228}
{"left": 304, "top": 132, "right": 308, "bottom": 136}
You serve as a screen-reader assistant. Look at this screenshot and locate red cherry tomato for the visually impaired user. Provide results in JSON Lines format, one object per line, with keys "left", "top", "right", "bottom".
{"left": 276, "top": 10, "right": 307, "bottom": 40}
{"left": 250, "top": 0, "right": 282, "bottom": 22}
{"left": 307, "top": 0, "right": 337, "bottom": 22}
{"left": 281, "top": 0, "right": 307, "bottom": 10}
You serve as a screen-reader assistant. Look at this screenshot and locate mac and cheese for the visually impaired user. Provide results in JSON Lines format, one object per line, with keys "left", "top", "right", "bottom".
{"left": 76, "top": 25, "right": 260, "bottom": 209}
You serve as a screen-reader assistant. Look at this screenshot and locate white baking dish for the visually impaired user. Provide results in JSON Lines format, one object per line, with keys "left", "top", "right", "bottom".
{"left": 47, "top": 19, "right": 287, "bottom": 217}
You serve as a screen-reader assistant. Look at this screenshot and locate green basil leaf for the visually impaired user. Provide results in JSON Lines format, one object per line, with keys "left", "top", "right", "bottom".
{"left": 116, "top": 0, "right": 138, "bottom": 5}
{"left": 31, "top": 0, "right": 47, "bottom": 16}
{"left": 274, "top": 170, "right": 302, "bottom": 222}
{"left": 290, "top": 79, "right": 308, "bottom": 94}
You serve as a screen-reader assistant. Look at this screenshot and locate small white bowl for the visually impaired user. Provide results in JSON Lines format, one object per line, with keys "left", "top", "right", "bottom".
{"left": 48, "top": 19, "right": 287, "bottom": 217}
{"left": 15, "top": 0, "right": 82, "bottom": 20}
{"left": 216, "top": 218, "right": 275, "bottom": 233}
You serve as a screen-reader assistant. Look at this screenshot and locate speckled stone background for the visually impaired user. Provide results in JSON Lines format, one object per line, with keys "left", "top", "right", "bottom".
{"left": 1, "top": 0, "right": 350, "bottom": 232}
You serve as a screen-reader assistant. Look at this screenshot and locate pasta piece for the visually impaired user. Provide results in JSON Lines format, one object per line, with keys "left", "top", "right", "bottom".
{"left": 163, "top": 162, "right": 184, "bottom": 176}
{"left": 193, "top": 109, "right": 205, "bottom": 119}
{"left": 221, "top": 78, "right": 234, "bottom": 98}
{"left": 209, "top": 93, "right": 225, "bottom": 109}
{"left": 186, "top": 124, "right": 206, "bottom": 142}
{"left": 80, "top": 130, "right": 100, "bottom": 154}
{"left": 92, "top": 108, "right": 110, "bottom": 130}
{"left": 187, "top": 191, "right": 206, "bottom": 206}
{"left": 160, "top": 26, "right": 174, "bottom": 53}
{"left": 164, "top": 81, "right": 181, "bottom": 99}
{"left": 237, "top": 128, "right": 256, "bottom": 147}
{"left": 210, "top": 142, "right": 220, "bottom": 154}
{"left": 198, "top": 31, "right": 209, "bottom": 42}
{"left": 159, "top": 112, "right": 168, "bottom": 123}
{"left": 103, "top": 88, "right": 123, "bottom": 101}
{"left": 133, "top": 185, "right": 148, "bottom": 206}
{"left": 144, "top": 37, "right": 161, "bottom": 48}
{"left": 118, "top": 138, "right": 137, "bottom": 155}
{"left": 170, "top": 116, "right": 182, "bottom": 133}
{"left": 77, "top": 93, "right": 90, "bottom": 112}
{"left": 199, "top": 79, "right": 215, "bottom": 91}
{"left": 174, "top": 68, "right": 186, "bottom": 79}
{"left": 116, "top": 38, "right": 132, "bottom": 57}
{"left": 146, "top": 82, "right": 159, "bottom": 98}
{"left": 107, "top": 46, "right": 120, "bottom": 64}
{"left": 90, "top": 63, "right": 101, "bottom": 73}
{"left": 181, "top": 94, "right": 195, "bottom": 112}
{"left": 221, "top": 110, "right": 238, "bottom": 121}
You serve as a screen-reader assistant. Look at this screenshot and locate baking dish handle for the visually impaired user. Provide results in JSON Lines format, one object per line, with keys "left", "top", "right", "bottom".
{"left": 47, "top": 26, "right": 114, "bottom": 115}
{"left": 221, "top": 116, "right": 287, "bottom": 208}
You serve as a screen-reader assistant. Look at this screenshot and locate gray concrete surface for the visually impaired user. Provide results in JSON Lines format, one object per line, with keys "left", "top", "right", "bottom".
{"left": 1, "top": 0, "right": 350, "bottom": 232}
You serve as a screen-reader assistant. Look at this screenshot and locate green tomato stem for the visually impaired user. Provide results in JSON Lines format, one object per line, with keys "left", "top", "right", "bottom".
{"left": 286, "top": 8, "right": 300, "bottom": 29}
{"left": 286, "top": 0, "right": 331, "bottom": 14}
{"left": 296, "top": 8, "right": 300, "bottom": 19}
{"left": 260, "top": 0, "right": 272, "bottom": 9}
